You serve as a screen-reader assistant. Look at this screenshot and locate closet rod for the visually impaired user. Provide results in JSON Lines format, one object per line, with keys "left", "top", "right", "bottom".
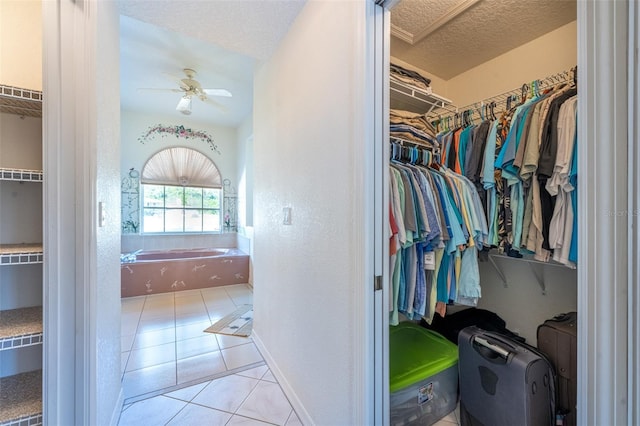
{"left": 427, "top": 66, "right": 576, "bottom": 122}
{"left": 390, "top": 135, "right": 436, "bottom": 150}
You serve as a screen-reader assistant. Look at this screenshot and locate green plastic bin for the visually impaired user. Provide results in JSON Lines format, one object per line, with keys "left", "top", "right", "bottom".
{"left": 390, "top": 322, "right": 459, "bottom": 425}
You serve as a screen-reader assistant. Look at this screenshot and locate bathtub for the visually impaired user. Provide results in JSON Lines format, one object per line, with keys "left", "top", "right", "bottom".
{"left": 121, "top": 248, "right": 250, "bottom": 297}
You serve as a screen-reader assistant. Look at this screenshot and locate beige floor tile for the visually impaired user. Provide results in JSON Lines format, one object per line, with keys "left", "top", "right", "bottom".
{"left": 164, "top": 381, "right": 209, "bottom": 402}
{"left": 191, "top": 374, "right": 260, "bottom": 413}
{"left": 175, "top": 320, "right": 213, "bottom": 341}
{"left": 121, "top": 311, "right": 142, "bottom": 325}
{"left": 176, "top": 334, "right": 220, "bottom": 360}
{"left": 136, "top": 317, "right": 176, "bottom": 333}
{"left": 122, "top": 361, "right": 176, "bottom": 399}
{"left": 139, "top": 306, "right": 175, "bottom": 319}
{"left": 145, "top": 292, "right": 175, "bottom": 301}
{"left": 177, "top": 351, "right": 227, "bottom": 385}
{"left": 205, "top": 301, "right": 240, "bottom": 321}
{"left": 236, "top": 381, "right": 293, "bottom": 425}
{"left": 262, "top": 370, "right": 277, "bottom": 383}
{"left": 200, "top": 287, "right": 230, "bottom": 298}
{"left": 230, "top": 295, "right": 253, "bottom": 306}
{"left": 132, "top": 327, "right": 176, "bottom": 350}
{"left": 175, "top": 311, "right": 212, "bottom": 326}
{"left": 121, "top": 296, "right": 145, "bottom": 313}
{"left": 173, "top": 288, "right": 204, "bottom": 298}
{"left": 142, "top": 299, "right": 175, "bottom": 310}
{"left": 285, "top": 411, "right": 303, "bottom": 426}
{"left": 121, "top": 352, "right": 130, "bottom": 373}
{"left": 121, "top": 321, "right": 138, "bottom": 337}
{"left": 121, "top": 334, "right": 135, "bottom": 352}
{"left": 235, "top": 365, "right": 269, "bottom": 380}
{"left": 175, "top": 305, "right": 209, "bottom": 317}
{"left": 226, "top": 415, "right": 273, "bottom": 426}
{"left": 126, "top": 342, "right": 176, "bottom": 372}
{"left": 118, "top": 395, "right": 185, "bottom": 426}
{"left": 215, "top": 334, "right": 254, "bottom": 350}
{"left": 165, "top": 403, "right": 232, "bottom": 426}
{"left": 221, "top": 342, "right": 263, "bottom": 370}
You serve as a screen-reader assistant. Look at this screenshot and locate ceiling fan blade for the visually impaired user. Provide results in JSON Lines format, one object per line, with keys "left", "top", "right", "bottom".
{"left": 203, "top": 88, "right": 232, "bottom": 98}
{"left": 138, "top": 88, "right": 183, "bottom": 93}
{"left": 161, "top": 72, "right": 191, "bottom": 90}
{"left": 202, "top": 96, "right": 228, "bottom": 113}
{"left": 176, "top": 96, "right": 192, "bottom": 113}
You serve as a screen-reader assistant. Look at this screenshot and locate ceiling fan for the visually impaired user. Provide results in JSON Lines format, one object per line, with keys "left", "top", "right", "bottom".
{"left": 138, "top": 68, "right": 232, "bottom": 115}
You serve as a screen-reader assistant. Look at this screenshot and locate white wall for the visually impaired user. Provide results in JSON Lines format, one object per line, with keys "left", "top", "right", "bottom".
{"left": 476, "top": 260, "right": 577, "bottom": 344}
{"left": 120, "top": 110, "right": 238, "bottom": 187}
{"left": 445, "top": 20, "right": 577, "bottom": 107}
{"left": 236, "top": 115, "right": 254, "bottom": 231}
{"left": 94, "top": 1, "right": 123, "bottom": 423}
{"left": 236, "top": 115, "right": 254, "bottom": 282}
{"left": 119, "top": 110, "right": 239, "bottom": 251}
{"left": 253, "top": 1, "right": 370, "bottom": 424}
{"left": 0, "top": 0, "right": 42, "bottom": 90}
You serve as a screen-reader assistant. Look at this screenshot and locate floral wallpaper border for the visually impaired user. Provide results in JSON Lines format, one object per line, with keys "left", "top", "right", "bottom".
{"left": 138, "top": 124, "right": 221, "bottom": 155}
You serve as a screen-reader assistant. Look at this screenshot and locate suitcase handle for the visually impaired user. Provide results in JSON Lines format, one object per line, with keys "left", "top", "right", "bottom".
{"left": 473, "top": 336, "right": 510, "bottom": 358}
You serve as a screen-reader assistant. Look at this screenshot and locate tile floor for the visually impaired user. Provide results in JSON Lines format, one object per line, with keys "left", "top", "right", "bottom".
{"left": 119, "top": 284, "right": 301, "bottom": 425}
{"left": 119, "top": 283, "right": 460, "bottom": 426}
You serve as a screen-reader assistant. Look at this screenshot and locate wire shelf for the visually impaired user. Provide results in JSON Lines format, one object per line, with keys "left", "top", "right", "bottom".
{"left": 0, "top": 85, "right": 42, "bottom": 118}
{"left": 427, "top": 68, "right": 576, "bottom": 121}
{"left": 0, "top": 169, "right": 43, "bottom": 182}
{"left": 0, "top": 245, "right": 43, "bottom": 265}
{"left": 0, "top": 370, "right": 42, "bottom": 426}
{"left": 0, "top": 307, "right": 43, "bottom": 352}
{"left": 390, "top": 79, "right": 453, "bottom": 115}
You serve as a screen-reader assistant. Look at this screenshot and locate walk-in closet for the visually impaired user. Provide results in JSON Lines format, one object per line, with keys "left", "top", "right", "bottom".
{"left": 0, "top": 3, "right": 44, "bottom": 424}
{"left": 387, "top": 1, "right": 578, "bottom": 424}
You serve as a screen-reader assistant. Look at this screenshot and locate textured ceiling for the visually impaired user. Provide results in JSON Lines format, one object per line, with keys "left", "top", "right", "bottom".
{"left": 118, "top": 0, "right": 576, "bottom": 125}
{"left": 391, "top": 0, "right": 577, "bottom": 80}
{"left": 118, "top": 0, "right": 307, "bottom": 62}
{"left": 118, "top": 0, "right": 307, "bottom": 126}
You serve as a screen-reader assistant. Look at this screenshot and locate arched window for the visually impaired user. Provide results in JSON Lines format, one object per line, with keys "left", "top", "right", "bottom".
{"left": 141, "top": 147, "right": 223, "bottom": 233}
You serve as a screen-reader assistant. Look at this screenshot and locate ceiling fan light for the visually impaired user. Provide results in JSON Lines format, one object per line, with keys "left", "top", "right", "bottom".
{"left": 176, "top": 96, "right": 192, "bottom": 114}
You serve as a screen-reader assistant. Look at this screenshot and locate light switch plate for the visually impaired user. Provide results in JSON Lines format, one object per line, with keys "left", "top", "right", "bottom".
{"left": 283, "top": 207, "right": 292, "bottom": 225}
{"left": 99, "top": 202, "right": 106, "bottom": 227}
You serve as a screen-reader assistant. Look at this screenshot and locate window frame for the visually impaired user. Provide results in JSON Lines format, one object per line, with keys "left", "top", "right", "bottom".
{"left": 141, "top": 183, "right": 223, "bottom": 234}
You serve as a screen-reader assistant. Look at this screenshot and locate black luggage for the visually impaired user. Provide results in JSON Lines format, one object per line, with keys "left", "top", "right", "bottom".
{"left": 420, "top": 307, "right": 526, "bottom": 345}
{"left": 537, "top": 312, "right": 577, "bottom": 426}
{"left": 458, "top": 326, "right": 556, "bottom": 426}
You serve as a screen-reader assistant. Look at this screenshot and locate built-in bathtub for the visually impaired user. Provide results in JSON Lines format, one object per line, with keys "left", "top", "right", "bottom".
{"left": 120, "top": 248, "right": 249, "bottom": 297}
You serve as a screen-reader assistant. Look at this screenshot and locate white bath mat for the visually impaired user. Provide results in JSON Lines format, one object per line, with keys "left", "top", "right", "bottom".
{"left": 204, "top": 304, "right": 253, "bottom": 337}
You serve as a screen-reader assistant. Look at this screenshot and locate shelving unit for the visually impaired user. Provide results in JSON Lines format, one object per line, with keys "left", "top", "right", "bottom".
{"left": 390, "top": 79, "right": 453, "bottom": 115}
{"left": 486, "top": 253, "right": 575, "bottom": 295}
{"left": 0, "top": 84, "right": 43, "bottom": 426}
{"left": 0, "top": 244, "right": 44, "bottom": 266}
{"left": 0, "top": 307, "right": 43, "bottom": 351}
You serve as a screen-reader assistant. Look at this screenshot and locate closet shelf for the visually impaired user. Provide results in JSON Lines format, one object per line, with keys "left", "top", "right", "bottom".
{"left": 0, "top": 244, "right": 44, "bottom": 265}
{"left": 390, "top": 80, "right": 453, "bottom": 115}
{"left": 486, "top": 253, "right": 575, "bottom": 295}
{"left": 0, "top": 168, "right": 43, "bottom": 182}
{"left": 0, "top": 307, "right": 43, "bottom": 351}
{"left": 0, "top": 370, "right": 42, "bottom": 426}
{"left": 0, "top": 85, "right": 42, "bottom": 118}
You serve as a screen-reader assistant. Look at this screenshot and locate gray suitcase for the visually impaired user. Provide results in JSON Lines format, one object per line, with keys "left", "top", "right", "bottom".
{"left": 458, "top": 326, "right": 556, "bottom": 426}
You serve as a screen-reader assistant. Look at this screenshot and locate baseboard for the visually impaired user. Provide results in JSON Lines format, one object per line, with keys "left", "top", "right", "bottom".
{"left": 110, "top": 387, "right": 124, "bottom": 426}
{"left": 252, "top": 330, "right": 314, "bottom": 426}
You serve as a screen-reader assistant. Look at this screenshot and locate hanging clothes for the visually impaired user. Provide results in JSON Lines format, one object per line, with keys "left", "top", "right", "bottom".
{"left": 389, "top": 71, "right": 579, "bottom": 327}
